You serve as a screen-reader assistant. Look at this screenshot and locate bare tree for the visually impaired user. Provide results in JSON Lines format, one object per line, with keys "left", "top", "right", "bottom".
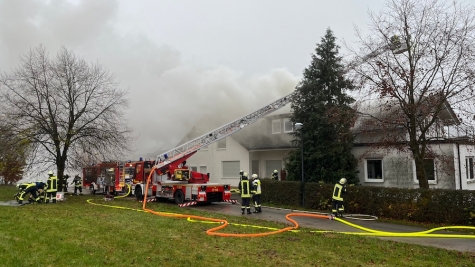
{"left": 350, "top": 0, "right": 475, "bottom": 189}
{"left": 0, "top": 45, "right": 132, "bottom": 188}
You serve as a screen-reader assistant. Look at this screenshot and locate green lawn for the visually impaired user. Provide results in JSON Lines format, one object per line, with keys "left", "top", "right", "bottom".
{"left": 0, "top": 185, "right": 474, "bottom": 267}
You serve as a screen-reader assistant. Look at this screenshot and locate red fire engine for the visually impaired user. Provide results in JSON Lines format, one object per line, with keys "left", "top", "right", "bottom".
{"left": 133, "top": 151, "right": 233, "bottom": 205}
{"left": 83, "top": 161, "right": 133, "bottom": 195}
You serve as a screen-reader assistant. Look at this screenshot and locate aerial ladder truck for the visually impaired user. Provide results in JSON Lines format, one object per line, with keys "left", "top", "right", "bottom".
{"left": 133, "top": 37, "right": 408, "bottom": 206}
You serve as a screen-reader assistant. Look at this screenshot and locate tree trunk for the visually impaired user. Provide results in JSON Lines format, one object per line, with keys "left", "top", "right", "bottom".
{"left": 414, "top": 156, "right": 429, "bottom": 189}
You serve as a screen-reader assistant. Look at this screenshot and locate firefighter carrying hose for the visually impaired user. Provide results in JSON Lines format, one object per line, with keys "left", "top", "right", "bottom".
{"left": 237, "top": 172, "right": 252, "bottom": 215}
{"left": 332, "top": 178, "right": 347, "bottom": 217}
{"left": 46, "top": 171, "right": 58, "bottom": 203}
{"left": 251, "top": 174, "right": 262, "bottom": 213}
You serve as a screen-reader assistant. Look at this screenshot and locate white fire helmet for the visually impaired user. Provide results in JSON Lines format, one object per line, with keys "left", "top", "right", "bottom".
{"left": 251, "top": 174, "right": 258, "bottom": 179}
{"left": 339, "top": 178, "right": 347, "bottom": 185}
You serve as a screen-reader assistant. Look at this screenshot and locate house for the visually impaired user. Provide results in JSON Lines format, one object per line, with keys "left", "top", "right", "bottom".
{"left": 180, "top": 103, "right": 475, "bottom": 189}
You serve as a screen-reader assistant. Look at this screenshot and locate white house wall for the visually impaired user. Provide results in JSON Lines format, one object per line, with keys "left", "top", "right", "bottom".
{"left": 455, "top": 143, "right": 475, "bottom": 190}
{"left": 352, "top": 143, "right": 473, "bottom": 189}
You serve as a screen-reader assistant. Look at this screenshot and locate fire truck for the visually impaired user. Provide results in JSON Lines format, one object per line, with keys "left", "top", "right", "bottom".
{"left": 83, "top": 161, "right": 134, "bottom": 195}
{"left": 133, "top": 151, "right": 233, "bottom": 205}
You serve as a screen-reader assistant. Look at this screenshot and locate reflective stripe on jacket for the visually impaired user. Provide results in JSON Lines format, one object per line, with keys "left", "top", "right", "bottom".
{"left": 47, "top": 176, "right": 58, "bottom": 192}
{"left": 332, "top": 183, "right": 345, "bottom": 201}
{"left": 252, "top": 179, "right": 261, "bottom": 194}
{"left": 239, "top": 180, "right": 251, "bottom": 198}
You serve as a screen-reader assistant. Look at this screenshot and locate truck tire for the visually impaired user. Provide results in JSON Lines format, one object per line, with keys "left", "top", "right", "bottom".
{"left": 174, "top": 190, "right": 185, "bottom": 204}
{"left": 135, "top": 184, "right": 143, "bottom": 201}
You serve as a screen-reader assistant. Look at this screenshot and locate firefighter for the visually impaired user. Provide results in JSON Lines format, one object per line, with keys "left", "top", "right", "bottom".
{"left": 271, "top": 170, "right": 279, "bottom": 180}
{"left": 45, "top": 171, "right": 58, "bottom": 203}
{"left": 251, "top": 174, "right": 262, "bottom": 213}
{"left": 332, "top": 178, "right": 347, "bottom": 217}
{"left": 72, "top": 174, "right": 83, "bottom": 195}
{"left": 15, "top": 182, "right": 41, "bottom": 204}
{"left": 237, "top": 172, "right": 252, "bottom": 215}
{"left": 63, "top": 174, "right": 69, "bottom": 192}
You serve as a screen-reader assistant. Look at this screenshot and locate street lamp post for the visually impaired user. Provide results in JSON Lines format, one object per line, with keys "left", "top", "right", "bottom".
{"left": 294, "top": 123, "right": 304, "bottom": 206}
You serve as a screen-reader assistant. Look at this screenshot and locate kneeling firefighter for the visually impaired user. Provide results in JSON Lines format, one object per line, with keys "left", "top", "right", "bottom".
{"left": 15, "top": 183, "right": 41, "bottom": 204}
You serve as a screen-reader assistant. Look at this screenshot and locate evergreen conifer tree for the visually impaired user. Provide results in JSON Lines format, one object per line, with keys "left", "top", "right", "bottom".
{"left": 286, "top": 28, "right": 358, "bottom": 184}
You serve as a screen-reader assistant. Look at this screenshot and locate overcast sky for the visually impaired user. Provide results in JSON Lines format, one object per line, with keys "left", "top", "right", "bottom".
{"left": 0, "top": 0, "right": 386, "bottom": 160}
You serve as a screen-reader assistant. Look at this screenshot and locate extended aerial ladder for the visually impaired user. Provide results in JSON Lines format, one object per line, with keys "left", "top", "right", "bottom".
{"left": 153, "top": 91, "right": 296, "bottom": 171}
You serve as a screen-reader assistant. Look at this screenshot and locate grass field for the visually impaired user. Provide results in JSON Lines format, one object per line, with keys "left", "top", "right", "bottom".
{"left": 1, "top": 185, "right": 474, "bottom": 267}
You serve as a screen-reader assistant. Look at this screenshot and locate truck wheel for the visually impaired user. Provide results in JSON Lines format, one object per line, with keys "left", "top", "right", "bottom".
{"left": 135, "top": 185, "right": 143, "bottom": 201}
{"left": 174, "top": 190, "right": 184, "bottom": 204}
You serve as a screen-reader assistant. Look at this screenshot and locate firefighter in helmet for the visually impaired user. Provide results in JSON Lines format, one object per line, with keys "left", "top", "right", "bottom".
{"left": 15, "top": 182, "right": 41, "bottom": 204}
{"left": 332, "top": 178, "right": 347, "bottom": 217}
{"left": 251, "top": 174, "right": 262, "bottom": 213}
{"left": 237, "top": 172, "right": 252, "bottom": 215}
{"left": 271, "top": 170, "right": 279, "bottom": 180}
{"left": 45, "top": 171, "right": 58, "bottom": 203}
{"left": 72, "top": 174, "right": 83, "bottom": 195}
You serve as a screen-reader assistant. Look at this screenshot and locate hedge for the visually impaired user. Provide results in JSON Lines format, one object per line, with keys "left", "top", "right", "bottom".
{"left": 259, "top": 179, "right": 475, "bottom": 225}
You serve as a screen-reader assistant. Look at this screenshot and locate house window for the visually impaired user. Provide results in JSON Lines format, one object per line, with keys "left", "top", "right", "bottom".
{"left": 413, "top": 159, "right": 437, "bottom": 184}
{"left": 199, "top": 166, "right": 207, "bottom": 174}
{"left": 283, "top": 118, "right": 293, "bottom": 133}
{"left": 217, "top": 138, "right": 226, "bottom": 149}
{"left": 424, "top": 159, "right": 436, "bottom": 181}
{"left": 466, "top": 157, "right": 474, "bottom": 180}
{"left": 222, "top": 161, "right": 240, "bottom": 178}
{"left": 190, "top": 166, "right": 198, "bottom": 172}
{"left": 272, "top": 119, "right": 281, "bottom": 134}
{"left": 365, "top": 159, "right": 383, "bottom": 182}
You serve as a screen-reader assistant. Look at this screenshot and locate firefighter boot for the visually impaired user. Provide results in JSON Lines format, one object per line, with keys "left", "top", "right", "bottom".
{"left": 241, "top": 208, "right": 245, "bottom": 215}
{"left": 247, "top": 208, "right": 252, "bottom": 215}
{"left": 258, "top": 207, "right": 262, "bottom": 213}
{"left": 253, "top": 208, "right": 259, "bottom": 213}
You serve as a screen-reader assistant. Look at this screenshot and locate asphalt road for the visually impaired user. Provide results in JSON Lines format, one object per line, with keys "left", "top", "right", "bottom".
{"left": 190, "top": 201, "right": 475, "bottom": 253}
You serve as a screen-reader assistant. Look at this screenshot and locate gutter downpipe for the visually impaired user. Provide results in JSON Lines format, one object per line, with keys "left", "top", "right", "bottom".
{"left": 456, "top": 142, "right": 462, "bottom": 190}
